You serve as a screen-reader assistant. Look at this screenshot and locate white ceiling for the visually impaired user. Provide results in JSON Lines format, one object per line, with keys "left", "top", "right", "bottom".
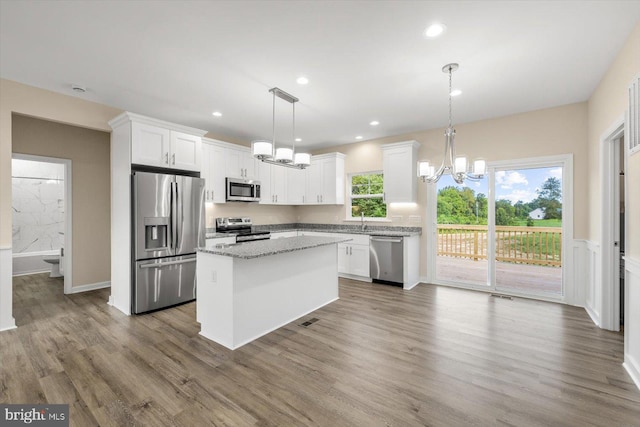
{"left": 1, "top": 1, "right": 639, "bottom": 150}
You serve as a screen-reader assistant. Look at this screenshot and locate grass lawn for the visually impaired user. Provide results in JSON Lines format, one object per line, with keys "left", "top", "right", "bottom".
{"left": 513, "top": 219, "right": 562, "bottom": 227}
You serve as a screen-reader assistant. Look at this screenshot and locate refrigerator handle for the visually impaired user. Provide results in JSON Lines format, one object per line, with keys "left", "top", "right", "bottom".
{"left": 172, "top": 182, "right": 178, "bottom": 250}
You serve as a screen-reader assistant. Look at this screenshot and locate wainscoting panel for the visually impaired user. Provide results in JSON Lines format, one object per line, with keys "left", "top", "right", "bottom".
{"left": 0, "top": 246, "right": 17, "bottom": 331}
{"left": 584, "top": 241, "right": 601, "bottom": 326}
{"left": 624, "top": 256, "right": 640, "bottom": 390}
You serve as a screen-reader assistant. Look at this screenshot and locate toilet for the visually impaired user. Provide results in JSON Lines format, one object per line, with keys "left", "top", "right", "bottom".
{"left": 43, "top": 256, "right": 62, "bottom": 278}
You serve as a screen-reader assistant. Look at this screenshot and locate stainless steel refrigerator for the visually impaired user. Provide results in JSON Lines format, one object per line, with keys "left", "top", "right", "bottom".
{"left": 132, "top": 171, "right": 205, "bottom": 314}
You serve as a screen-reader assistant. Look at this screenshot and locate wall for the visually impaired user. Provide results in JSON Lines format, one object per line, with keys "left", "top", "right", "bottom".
{"left": 585, "top": 21, "right": 640, "bottom": 389}
{"left": 0, "top": 79, "right": 121, "bottom": 330}
{"left": 301, "top": 102, "right": 589, "bottom": 279}
{"left": 12, "top": 115, "right": 111, "bottom": 287}
{"left": 12, "top": 158, "right": 65, "bottom": 254}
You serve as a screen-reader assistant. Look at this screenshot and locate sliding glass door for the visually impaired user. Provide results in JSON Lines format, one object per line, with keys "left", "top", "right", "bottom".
{"left": 492, "top": 166, "right": 563, "bottom": 297}
{"left": 429, "top": 156, "right": 571, "bottom": 301}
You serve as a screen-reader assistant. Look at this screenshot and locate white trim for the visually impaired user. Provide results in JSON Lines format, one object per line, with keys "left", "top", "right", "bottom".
{"left": 599, "top": 116, "right": 625, "bottom": 331}
{"left": 12, "top": 153, "right": 73, "bottom": 295}
{"left": 108, "top": 111, "right": 207, "bottom": 136}
{"left": 624, "top": 255, "right": 640, "bottom": 390}
{"left": 0, "top": 247, "right": 17, "bottom": 331}
{"left": 625, "top": 256, "right": 640, "bottom": 276}
{"left": 338, "top": 273, "right": 372, "bottom": 282}
{"left": 66, "top": 281, "right": 111, "bottom": 294}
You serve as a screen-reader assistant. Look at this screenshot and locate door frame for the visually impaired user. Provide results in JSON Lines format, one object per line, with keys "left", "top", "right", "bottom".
{"left": 427, "top": 154, "right": 574, "bottom": 304}
{"left": 487, "top": 154, "right": 574, "bottom": 302}
{"left": 11, "top": 153, "right": 73, "bottom": 294}
{"left": 600, "top": 116, "right": 625, "bottom": 331}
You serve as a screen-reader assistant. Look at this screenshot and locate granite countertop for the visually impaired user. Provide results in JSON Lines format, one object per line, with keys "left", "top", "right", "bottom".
{"left": 199, "top": 235, "right": 352, "bottom": 259}
{"left": 205, "top": 223, "right": 421, "bottom": 239}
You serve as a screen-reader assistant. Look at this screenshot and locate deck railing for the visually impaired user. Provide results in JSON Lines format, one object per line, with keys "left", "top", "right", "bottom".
{"left": 437, "top": 224, "right": 562, "bottom": 267}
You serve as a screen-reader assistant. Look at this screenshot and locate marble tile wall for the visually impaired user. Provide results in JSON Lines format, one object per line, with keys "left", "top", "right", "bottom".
{"left": 11, "top": 159, "right": 65, "bottom": 254}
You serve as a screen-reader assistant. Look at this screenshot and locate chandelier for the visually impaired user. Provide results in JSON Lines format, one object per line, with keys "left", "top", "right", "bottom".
{"left": 418, "top": 63, "right": 485, "bottom": 184}
{"left": 251, "top": 87, "right": 311, "bottom": 169}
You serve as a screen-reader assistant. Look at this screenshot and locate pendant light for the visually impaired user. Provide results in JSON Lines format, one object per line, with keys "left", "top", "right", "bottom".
{"left": 251, "top": 87, "right": 311, "bottom": 169}
{"left": 418, "top": 63, "right": 485, "bottom": 184}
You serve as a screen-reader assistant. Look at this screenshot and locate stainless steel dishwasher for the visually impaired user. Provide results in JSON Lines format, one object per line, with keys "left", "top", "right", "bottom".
{"left": 369, "top": 235, "right": 403, "bottom": 285}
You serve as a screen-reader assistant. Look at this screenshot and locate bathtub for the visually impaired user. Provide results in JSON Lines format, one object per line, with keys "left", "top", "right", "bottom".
{"left": 12, "top": 250, "right": 61, "bottom": 276}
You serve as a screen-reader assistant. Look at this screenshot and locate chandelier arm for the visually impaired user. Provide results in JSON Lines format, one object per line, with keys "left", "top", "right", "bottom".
{"left": 292, "top": 101, "right": 296, "bottom": 154}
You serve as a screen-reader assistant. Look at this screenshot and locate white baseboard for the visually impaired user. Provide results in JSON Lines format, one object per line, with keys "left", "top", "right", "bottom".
{"left": 623, "top": 355, "right": 640, "bottom": 391}
{"left": 404, "top": 280, "right": 420, "bottom": 290}
{"left": 66, "top": 281, "right": 110, "bottom": 294}
{"left": 585, "top": 305, "right": 601, "bottom": 327}
{"left": 338, "top": 273, "right": 372, "bottom": 283}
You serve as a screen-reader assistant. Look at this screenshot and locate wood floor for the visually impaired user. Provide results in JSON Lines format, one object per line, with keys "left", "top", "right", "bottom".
{"left": 2, "top": 273, "right": 639, "bottom": 426}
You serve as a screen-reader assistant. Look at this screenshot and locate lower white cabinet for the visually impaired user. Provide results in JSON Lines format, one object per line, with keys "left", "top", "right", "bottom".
{"left": 336, "top": 234, "right": 370, "bottom": 279}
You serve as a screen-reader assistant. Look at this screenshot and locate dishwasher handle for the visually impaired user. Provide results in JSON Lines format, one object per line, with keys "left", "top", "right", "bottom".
{"left": 370, "top": 237, "right": 403, "bottom": 243}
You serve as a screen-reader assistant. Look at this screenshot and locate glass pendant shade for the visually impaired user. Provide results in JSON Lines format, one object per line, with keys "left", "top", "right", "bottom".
{"left": 418, "top": 161, "right": 431, "bottom": 178}
{"left": 473, "top": 159, "right": 486, "bottom": 176}
{"left": 275, "top": 147, "right": 293, "bottom": 163}
{"left": 252, "top": 140, "right": 273, "bottom": 159}
{"left": 454, "top": 156, "right": 467, "bottom": 174}
{"left": 294, "top": 152, "right": 311, "bottom": 166}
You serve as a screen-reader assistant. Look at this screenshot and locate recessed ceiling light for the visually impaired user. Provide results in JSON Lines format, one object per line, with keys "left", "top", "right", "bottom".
{"left": 295, "top": 138, "right": 302, "bottom": 142}
{"left": 212, "top": 111, "right": 222, "bottom": 117}
{"left": 355, "top": 136, "right": 363, "bottom": 140}
{"left": 425, "top": 23, "right": 446, "bottom": 38}
{"left": 450, "top": 89, "right": 462, "bottom": 97}
{"left": 369, "top": 121, "right": 379, "bottom": 126}
{"left": 296, "top": 76, "right": 309, "bottom": 85}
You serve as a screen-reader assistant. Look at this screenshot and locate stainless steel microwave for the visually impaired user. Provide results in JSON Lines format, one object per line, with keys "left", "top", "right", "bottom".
{"left": 226, "top": 178, "right": 261, "bottom": 202}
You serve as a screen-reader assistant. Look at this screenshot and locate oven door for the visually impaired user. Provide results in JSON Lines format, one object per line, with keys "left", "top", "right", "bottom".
{"left": 226, "top": 178, "right": 260, "bottom": 202}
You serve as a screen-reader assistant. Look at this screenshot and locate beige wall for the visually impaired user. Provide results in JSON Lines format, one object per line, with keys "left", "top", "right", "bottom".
{"left": 12, "top": 115, "right": 111, "bottom": 286}
{"left": 587, "top": 22, "right": 640, "bottom": 258}
{"left": 0, "top": 79, "right": 121, "bottom": 246}
{"left": 205, "top": 203, "right": 297, "bottom": 228}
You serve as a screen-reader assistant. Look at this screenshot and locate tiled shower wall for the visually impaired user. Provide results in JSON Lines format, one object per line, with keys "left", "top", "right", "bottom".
{"left": 12, "top": 159, "right": 65, "bottom": 254}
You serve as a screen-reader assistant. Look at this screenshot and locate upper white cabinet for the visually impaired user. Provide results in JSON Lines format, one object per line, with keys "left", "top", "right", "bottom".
{"left": 226, "top": 146, "right": 257, "bottom": 180}
{"left": 381, "top": 140, "right": 420, "bottom": 203}
{"left": 287, "top": 167, "right": 306, "bottom": 204}
{"left": 201, "top": 139, "right": 226, "bottom": 203}
{"left": 306, "top": 153, "right": 345, "bottom": 205}
{"left": 111, "top": 112, "right": 206, "bottom": 172}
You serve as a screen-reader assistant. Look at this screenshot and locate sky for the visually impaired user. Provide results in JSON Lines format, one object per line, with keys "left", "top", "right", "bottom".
{"left": 437, "top": 166, "right": 563, "bottom": 204}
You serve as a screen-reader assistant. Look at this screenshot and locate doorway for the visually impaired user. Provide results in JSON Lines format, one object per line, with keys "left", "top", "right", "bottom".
{"left": 11, "top": 154, "right": 72, "bottom": 294}
{"left": 428, "top": 154, "right": 573, "bottom": 302}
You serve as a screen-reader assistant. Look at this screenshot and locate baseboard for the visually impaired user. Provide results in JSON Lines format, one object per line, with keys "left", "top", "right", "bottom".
{"left": 404, "top": 280, "right": 421, "bottom": 290}
{"left": 12, "top": 269, "right": 50, "bottom": 277}
{"left": 585, "top": 304, "right": 601, "bottom": 327}
{"left": 338, "top": 273, "right": 372, "bottom": 282}
{"left": 66, "top": 281, "right": 111, "bottom": 294}
{"left": 625, "top": 256, "right": 640, "bottom": 276}
{"left": 623, "top": 355, "right": 640, "bottom": 391}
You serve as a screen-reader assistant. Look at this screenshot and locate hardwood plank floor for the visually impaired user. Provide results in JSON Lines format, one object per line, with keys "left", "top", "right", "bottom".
{"left": 2, "top": 273, "right": 639, "bottom": 426}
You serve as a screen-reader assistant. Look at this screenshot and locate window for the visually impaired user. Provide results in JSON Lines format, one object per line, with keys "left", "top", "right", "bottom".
{"left": 350, "top": 172, "right": 387, "bottom": 218}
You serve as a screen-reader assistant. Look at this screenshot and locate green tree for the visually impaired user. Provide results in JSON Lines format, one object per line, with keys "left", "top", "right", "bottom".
{"left": 536, "top": 177, "right": 562, "bottom": 220}
{"left": 495, "top": 199, "right": 516, "bottom": 225}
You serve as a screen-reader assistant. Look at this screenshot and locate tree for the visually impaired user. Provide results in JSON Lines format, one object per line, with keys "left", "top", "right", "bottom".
{"left": 536, "top": 177, "right": 562, "bottom": 220}
{"left": 495, "top": 199, "right": 516, "bottom": 225}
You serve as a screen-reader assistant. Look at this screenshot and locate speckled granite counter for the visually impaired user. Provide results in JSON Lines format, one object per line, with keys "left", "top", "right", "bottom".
{"left": 205, "top": 223, "right": 421, "bottom": 239}
{"left": 199, "top": 235, "right": 351, "bottom": 259}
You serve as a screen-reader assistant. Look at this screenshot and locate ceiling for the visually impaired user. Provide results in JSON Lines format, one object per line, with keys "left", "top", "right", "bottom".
{"left": 1, "top": 1, "right": 639, "bottom": 150}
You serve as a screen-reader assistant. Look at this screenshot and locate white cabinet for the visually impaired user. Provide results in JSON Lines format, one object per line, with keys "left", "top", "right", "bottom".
{"left": 337, "top": 234, "right": 370, "bottom": 279}
{"left": 131, "top": 121, "right": 202, "bottom": 172}
{"left": 226, "top": 146, "right": 257, "bottom": 180}
{"left": 381, "top": 140, "right": 420, "bottom": 203}
{"left": 287, "top": 167, "right": 306, "bottom": 204}
{"left": 271, "top": 165, "right": 287, "bottom": 204}
{"left": 305, "top": 153, "right": 345, "bottom": 205}
{"left": 202, "top": 138, "right": 227, "bottom": 203}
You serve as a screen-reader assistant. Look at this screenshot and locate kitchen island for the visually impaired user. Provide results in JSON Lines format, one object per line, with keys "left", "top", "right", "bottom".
{"left": 196, "top": 235, "right": 350, "bottom": 350}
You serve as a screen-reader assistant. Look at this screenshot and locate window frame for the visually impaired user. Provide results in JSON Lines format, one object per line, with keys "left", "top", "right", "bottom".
{"left": 348, "top": 171, "right": 388, "bottom": 220}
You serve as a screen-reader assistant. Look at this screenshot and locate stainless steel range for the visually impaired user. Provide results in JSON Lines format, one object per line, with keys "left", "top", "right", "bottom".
{"left": 215, "top": 217, "right": 271, "bottom": 243}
